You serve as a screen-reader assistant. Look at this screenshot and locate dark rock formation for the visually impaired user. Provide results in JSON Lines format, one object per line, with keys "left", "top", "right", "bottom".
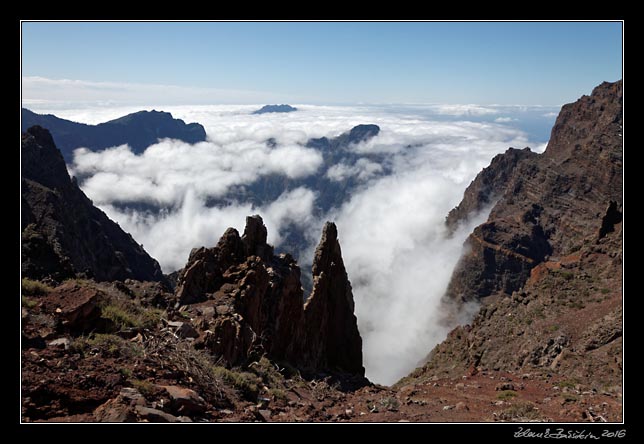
{"left": 445, "top": 80, "right": 622, "bottom": 302}
{"left": 21, "top": 108, "right": 206, "bottom": 162}
{"left": 21, "top": 126, "right": 165, "bottom": 283}
{"left": 303, "top": 222, "right": 364, "bottom": 375}
{"left": 177, "top": 215, "right": 364, "bottom": 376}
{"left": 252, "top": 104, "right": 298, "bottom": 114}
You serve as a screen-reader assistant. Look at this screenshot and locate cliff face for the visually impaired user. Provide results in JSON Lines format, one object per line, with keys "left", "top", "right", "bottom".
{"left": 417, "top": 80, "right": 622, "bottom": 387}
{"left": 21, "top": 126, "right": 165, "bottom": 283}
{"left": 445, "top": 147, "right": 539, "bottom": 231}
{"left": 176, "top": 215, "right": 364, "bottom": 376}
{"left": 446, "top": 80, "right": 622, "bottom": 303}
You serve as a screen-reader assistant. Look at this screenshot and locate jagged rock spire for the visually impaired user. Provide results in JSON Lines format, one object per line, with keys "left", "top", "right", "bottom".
{"left": 174, "top": 217, "right": 364, "bottom": 376}
{"left": 304, "top": 222, "right": 364, "bottom": 376}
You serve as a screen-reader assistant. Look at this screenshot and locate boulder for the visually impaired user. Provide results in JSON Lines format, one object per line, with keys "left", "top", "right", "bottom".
{"left": 162, "top": 385, "right": 208, "bottom": 415}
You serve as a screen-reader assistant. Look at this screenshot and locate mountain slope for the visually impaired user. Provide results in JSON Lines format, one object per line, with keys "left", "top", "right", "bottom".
{"left": 21, "top": 125, "right": 166, "bottom": 282}
{"left": 446, "top": 80, "right": 622, "bottom": 303}
{"left": 408, "top": 80, "right": 622, "bottom": 401}
{"left": 21, "top": 108, "right": 207, "bottom": 162}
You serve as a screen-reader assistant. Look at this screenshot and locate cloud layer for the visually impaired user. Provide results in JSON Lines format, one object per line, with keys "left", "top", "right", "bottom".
{"left": 72, "top": 140, "right": 322, "bottom": 206}
{"left": 57, "top": 104, "right": 544, "bottom": 385}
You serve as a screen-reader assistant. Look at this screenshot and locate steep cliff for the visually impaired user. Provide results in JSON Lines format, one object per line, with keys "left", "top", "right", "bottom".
{"left": 417, "top": 80, "right": 622, "bottom": 388}
{"left": 446, "top": 80, "right": 622, "bottom": 303}
{"left": 21, "top": 126, "right": 165, "bottom": 283}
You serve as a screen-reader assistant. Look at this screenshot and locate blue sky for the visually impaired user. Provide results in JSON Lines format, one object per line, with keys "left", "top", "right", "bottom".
{"left": 21, "top": 21, "right": 622, "bottom": 106}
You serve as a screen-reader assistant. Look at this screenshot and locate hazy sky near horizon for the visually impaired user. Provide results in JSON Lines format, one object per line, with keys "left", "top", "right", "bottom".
{"left": 21, "top": 21, "right": 622, "bottom": 106}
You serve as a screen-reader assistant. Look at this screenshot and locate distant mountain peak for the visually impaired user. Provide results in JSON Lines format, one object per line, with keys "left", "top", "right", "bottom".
{"left": 21, "top": 108, "right": 207, "bottom": 161}
{"left": 252, "top": 104, "right": 298, "bottom": 115}
{"left": 348, "top": 124, "right": 380, "bottom": 143}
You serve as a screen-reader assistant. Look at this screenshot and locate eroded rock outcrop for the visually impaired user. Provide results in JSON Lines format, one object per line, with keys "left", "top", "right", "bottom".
{"left": 177, "top": 215, "right": 364, "bottom": 376}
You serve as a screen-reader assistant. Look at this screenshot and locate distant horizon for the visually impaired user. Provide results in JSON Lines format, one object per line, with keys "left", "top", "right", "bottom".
{"left": 21, "top": 21, "right": 622, "bottom": 107}
{"left": 22, "top": 100, "right": 564, "bottom": 144}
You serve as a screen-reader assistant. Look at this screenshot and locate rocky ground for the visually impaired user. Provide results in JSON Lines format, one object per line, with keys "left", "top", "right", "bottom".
{"left": 21, "top": 274, "right": 621, "bottom": 423}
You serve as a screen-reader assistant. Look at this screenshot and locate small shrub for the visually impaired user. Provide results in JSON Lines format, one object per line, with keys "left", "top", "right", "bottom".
{"left": 601, "top": 288, "right": 610, "bottom": 295}
{"left": 311, "top": 379, "right": 341, "bottom": 401}
{"left": 21, "top": 295, "right": 38, "bottom": 309}
{"left": 65, "top": 278, "right": 94, "bottom": 287}
{"left": 70, "top": 333, "right": 143, "bottom": 359}
{"left": 131, "top": 379, "right": 155, "bottom": 397}
{"left": 557, "top": 379, "right": 578, "bottom": 389}
{"left": 547, "top": 325, "right": 559, "bottom": 333}
{"left": 268, "top": 388, "right": 287, "bottom": 401}
{"left": 248, "top": 357, "right": 282, "bottom": 386}
{"left": 559, "top": 271, "right": 574, "bottom": 281}
{"left": 379, "top": 396, "right": 400, "bottom": 411}
{"left": 100, "top": 298, "right": 165, "bottom": 331}
{"left": 212, "top": 366, "right": 259, "bottom": 399}
{"left": 101, "top": 304, "right": 139, "bottom": 329}
{"left": 497, "top": 390, "right": 518, "bottom": 400}
{"left": 21, "top": 278, "right": 53, "bottom": 296}
{"left": 498, "top": 401, "right": 541, "bottom": 421}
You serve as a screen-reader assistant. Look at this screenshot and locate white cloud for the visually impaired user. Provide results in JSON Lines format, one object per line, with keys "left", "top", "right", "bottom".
{"left": 58, "top": 103, "right": 543, "bottom": 385}
{"left": 326, "top": 131, "right": 512, "bottom": 384}
{"left": 71, "top": 139, "right": 323, "bottom": 206}
{"left": 542, "top": 111, "right": 559, "bottom": 118}
{"left": 494, "top": 116, "right": 518, "bottom": 123}
{"left": 432, "top": 104, "right": 500, "bottom": 116}
{"left": 104, "top": 187, "right": 317, "bottom": 273}
{"left": 326, "top": 158, "right": 384, "bottom": 182}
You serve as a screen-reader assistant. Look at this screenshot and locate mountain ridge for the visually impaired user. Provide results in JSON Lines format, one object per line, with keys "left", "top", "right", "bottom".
{"left": 252, "top": 104, "right": 298, "bottom": 114}
{"left": 21, "top": 108, "right": 207, "bottom": 162}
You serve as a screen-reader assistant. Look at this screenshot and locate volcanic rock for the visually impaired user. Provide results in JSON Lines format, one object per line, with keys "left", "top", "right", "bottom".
{"left": 175, "top": 215, "right": 364, "bottom": 375}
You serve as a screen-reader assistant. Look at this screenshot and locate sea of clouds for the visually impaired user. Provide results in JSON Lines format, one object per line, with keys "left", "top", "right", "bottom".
{"left": 29, "top": 103, "right": 556, "bottom": 384}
